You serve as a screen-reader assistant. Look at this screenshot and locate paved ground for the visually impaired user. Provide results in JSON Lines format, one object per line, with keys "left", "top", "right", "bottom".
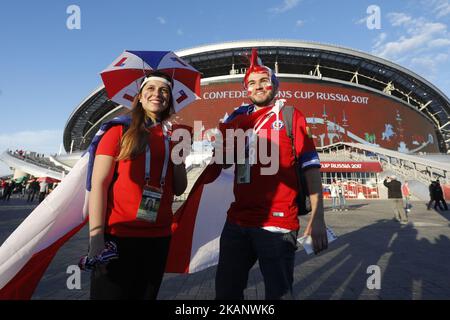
{"left": 1, "top": 196, "right": 450, "bottom": 300}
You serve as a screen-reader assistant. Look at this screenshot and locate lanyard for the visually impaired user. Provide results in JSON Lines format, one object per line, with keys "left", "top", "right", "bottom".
{"left": 144, "top": 135, "right": 170, "bottom": 188}
{"left": 252, "top": 103, "right": 282, "bottom": 134}
{"left": 246, "top": 102, "right": 285, "bottom": 163}
{"left": 245, "top": 105, "right": 277, "bottom": 163}
{"left": 252, "top": 99, "right": 286, "bottom": 134}
{"left": 253, "top": 112, "right": 275, "bottom": 134}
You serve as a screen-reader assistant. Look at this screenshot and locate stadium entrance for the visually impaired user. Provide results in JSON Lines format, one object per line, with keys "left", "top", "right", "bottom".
{"left": 320, "top": 160, "right": 383, "bottom": 199}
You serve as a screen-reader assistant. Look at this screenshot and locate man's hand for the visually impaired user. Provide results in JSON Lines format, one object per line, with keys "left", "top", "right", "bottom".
{"left": 303, "top": 216, "right": 328, "bottom": 255}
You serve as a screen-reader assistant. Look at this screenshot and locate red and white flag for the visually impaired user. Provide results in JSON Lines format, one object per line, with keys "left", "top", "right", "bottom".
{"left": 0, "top": 154, "right": 90, "bottom": 299}
{"left": 166, "top": 164, "right": 233, "bottom": 273}
{"left": 0, "top": 155, "right": 233, "bottom": 299}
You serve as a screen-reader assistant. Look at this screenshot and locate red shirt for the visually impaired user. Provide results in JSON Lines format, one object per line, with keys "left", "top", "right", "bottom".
{"left": 402, "top": 184, "right": 410, "bottom": 197}
{"left": 226, "top": 106, "right": 320, "bottom": 230}
{"left": 95, "top": 124, "right": 175, "bottom": 237}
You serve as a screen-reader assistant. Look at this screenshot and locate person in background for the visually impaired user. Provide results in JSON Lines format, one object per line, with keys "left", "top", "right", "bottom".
{"left": 38, "top": 180, "right": 48, "bottom": 203}
{"left": 434, "top": 179, "right": 448, "bottom": 211}
{"left": 383, "top": 175, "right": 408, "bottom": 224}
{"left": 402, "top": 181, "right": 411, "bottom": 213}
{"left": 20, "top": 181, "right": 26, "bottom": 198}
{"left": 427, "top": 180, "right": 440, "bottom": 210}
{"left": 4, "top": 179, "right": 15, "bottom": 201}
{"left": 0, "top": 179, "right": 5, "bottom": 199}
{"left": 330, "top": 179, "right": 338, "bottom": 211}
{"left": 337, "top": 180, "right": 348, "bottom": 211}
{"left": 1, "top": 180, "right": 9, "bottom": 201}
{"left": 27, "top": 178, "right": 40, "bottom": 203}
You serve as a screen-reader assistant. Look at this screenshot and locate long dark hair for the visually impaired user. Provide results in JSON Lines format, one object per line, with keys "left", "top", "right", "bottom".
{"left": 117, "top": 71, "right": 174, "bottom": 161}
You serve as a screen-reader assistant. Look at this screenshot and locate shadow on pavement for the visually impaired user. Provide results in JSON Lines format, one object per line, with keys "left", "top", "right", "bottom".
{"left": 325, "top": 203, "right": 370, "bottom": 211}
{"left": 291, "top": 220, "right": 450, "bottom": 299}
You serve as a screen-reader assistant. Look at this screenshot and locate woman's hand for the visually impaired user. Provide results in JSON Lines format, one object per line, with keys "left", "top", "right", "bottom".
{"left": 88, "top": 233, "right": 105, "bottom": 259}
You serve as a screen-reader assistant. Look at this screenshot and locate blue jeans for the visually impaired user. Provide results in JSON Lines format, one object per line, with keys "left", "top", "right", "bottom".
{"left": 338, "top": 195, "right": 346, "bottom": 209}
{"left": 215, "top": 221, "right": 298, "bottom": 300}
{"left": 331, "top": 197, "right": 338, "bottom": 210}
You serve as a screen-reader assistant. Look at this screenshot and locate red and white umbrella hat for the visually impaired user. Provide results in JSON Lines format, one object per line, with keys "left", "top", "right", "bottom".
{"left": 100, "top": 50, "right": 201, "bottom": 113}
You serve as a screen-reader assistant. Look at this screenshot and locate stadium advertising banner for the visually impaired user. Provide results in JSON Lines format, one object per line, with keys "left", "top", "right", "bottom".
{"left": 320, "top": 161, "right": 382, "bottom": 172}
{"left": 175, "top": 81, "right": 439, "bottom": 153}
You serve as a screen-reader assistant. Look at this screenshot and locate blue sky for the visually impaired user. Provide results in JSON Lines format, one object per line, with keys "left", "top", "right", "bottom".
{"left": 1, "top": 0, "right": 449, "bottom": 175}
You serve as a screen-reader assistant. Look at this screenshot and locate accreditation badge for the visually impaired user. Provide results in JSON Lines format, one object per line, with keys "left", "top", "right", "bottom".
{"left": 136, "top": 185, "right": 162, "bottom": 222}
{"left": 236, "top": 161, "right": 251, "bottom": 184}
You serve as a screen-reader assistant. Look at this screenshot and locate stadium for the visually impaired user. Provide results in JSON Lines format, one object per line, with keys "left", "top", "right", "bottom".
{"left": 2, "top": 39, "right": 450, "bottom": 301}
{"left": 64, "top": 39, "right": 450, "bottom": 155}
{"left": 2, "top": 40, "right": 450, "bottom": 200}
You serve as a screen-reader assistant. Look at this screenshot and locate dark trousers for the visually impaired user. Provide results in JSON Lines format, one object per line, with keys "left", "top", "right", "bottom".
{"left": 1, "top": 189, "right": 10, "bottom": 200}
{"left": 428, "top": 198, "right": 448, "bottom": 210}
{"left": 427, "top": 199, "right": 436, "bottom": 210}
{"left": 215, "top": 221, "right": 297, "bottom": 300}
{"left": 435, "top": 197, "right": 448, "bottom": 210}
{"left": 5, "top": 190, "right": 12, "bottom": 201}
{"left": 90, "top": 234, "right": 171, "bottom": 300}
{"left": 28, "top": 190, "right": 38, "bottom": 202}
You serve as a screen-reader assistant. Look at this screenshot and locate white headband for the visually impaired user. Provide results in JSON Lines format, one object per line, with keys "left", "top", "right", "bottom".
{"left": 140, "top": 76, "right": 173, "bottom": 90}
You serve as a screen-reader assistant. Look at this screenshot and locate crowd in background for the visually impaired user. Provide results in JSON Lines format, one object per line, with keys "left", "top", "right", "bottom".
{"left": 8, "top": 149, "right": 47, "bottom": 160}
{"left": 0, "top": 176, "right": 59, "bottom": 204}
{"left": 7, "top": 149, "right": 67, "bottom": 175}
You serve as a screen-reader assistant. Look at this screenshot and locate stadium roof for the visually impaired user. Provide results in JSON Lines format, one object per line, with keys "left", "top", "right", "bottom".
{"left": 63, "top": 39, "right": 450, "bottom": 153}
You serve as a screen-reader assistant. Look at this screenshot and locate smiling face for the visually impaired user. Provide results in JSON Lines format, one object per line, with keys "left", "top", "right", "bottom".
{"left": 139, "top": 79, "right": 171, "bottom": 119}
{"left": 246, "top": 72, "right": 276, "bottom": 107}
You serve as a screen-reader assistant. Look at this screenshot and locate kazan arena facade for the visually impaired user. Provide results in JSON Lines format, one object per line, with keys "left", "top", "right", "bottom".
{"left": 64, "top": 40, "right": 450, "bottom": 155}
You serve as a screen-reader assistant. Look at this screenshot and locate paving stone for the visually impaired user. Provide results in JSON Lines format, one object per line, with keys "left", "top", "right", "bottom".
{"left": 2, "top": 198, "right": 450, "bottom": 300}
